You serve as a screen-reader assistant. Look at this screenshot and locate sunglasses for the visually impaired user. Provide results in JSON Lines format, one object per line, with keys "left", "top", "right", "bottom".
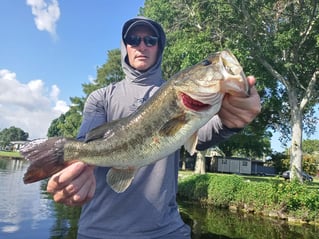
{"left": 125, "top": 35, "right": 158, "bottom": 47}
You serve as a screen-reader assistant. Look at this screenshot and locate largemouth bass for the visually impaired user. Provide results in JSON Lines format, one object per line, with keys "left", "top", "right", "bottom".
{"left": 21, "top": 50, "right": 250, "bottom": 193}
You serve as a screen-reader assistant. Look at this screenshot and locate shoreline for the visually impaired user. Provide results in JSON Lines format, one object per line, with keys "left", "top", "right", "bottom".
{"left": 178, "top": 172, "right": 319, "bottom": 226}
{"left": 0, "top": 151, "right": 23, "bottom": 160}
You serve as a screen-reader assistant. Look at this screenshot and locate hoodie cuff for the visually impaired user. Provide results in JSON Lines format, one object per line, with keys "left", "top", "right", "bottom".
{"left": 222, "top": 124, "right": 243, "bottom": 133}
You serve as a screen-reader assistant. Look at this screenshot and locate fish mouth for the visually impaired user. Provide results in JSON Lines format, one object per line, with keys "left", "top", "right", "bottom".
{"left": 181, "top": 92, "right": 211, "bottom": 111}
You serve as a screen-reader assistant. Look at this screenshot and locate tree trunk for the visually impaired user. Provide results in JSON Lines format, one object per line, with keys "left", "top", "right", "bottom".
{"left": 181, "top": 159, "right": 186, "bottom": 171}
{"left": 195, "top": 150, "right": 206, "bottom": 174}
{"left": 289, "top": 91, "right": 303, "bottom": 182}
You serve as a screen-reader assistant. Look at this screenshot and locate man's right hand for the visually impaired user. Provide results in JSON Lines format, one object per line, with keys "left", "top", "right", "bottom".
{"left": 47, "top": 162, "right": 96, "bottom": 206}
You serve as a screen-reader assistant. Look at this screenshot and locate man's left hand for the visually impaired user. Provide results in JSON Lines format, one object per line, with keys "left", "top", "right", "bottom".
{"left": 218, "top": 76, "right": 261, "bottom": 129}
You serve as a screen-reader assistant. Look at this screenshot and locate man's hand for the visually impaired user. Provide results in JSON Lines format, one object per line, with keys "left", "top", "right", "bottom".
{"left": 47, "top": 162, "right": 96, "bottom": 206}
{"left": 219, "top": 76, "right": 261, "bottom": 129}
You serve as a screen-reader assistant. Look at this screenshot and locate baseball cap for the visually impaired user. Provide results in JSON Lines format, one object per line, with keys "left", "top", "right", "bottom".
{"left": 123, "top": 19, "right": 160, "bottom": 39}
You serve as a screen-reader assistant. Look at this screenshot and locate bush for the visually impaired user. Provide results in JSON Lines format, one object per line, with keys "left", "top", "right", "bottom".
{"left": 178, "top": 174, "right": 210, "bottom": 201}
{"left": 178, "top": 173, "right": 319, "bottom": 222}
{"left": 207, "top": 175, "right": 244, "bottom": 207}
{"left": 276, "top": 181, "right": 319, "bottom": 220}
{"left": 236, "top": 181, "right": 276, "bottom": 211}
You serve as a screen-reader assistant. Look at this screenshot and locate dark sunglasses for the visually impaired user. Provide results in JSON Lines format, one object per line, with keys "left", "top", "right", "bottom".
{"left": 125, "top": 35, "right": 158, "bottom": 47}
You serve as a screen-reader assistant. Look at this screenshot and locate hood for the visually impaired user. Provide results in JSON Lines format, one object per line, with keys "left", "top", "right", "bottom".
{"left": 121, "top": 16, "right": 166, "bottom": 86}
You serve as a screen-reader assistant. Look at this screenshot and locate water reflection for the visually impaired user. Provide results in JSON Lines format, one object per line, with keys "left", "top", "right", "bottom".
{"left": 0, "top": 158, "right": 318, "bottom": 239}
{"left": 49, "top": 202, "right": 81, "bottom": 238}
{"left": 0, "top": 159, "right": 54, "bottom": 238}
{"left": 180, "top": 202, "right": 319, "bottom": 239}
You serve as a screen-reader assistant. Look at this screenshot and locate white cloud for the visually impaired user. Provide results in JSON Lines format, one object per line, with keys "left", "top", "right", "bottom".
{"left": 26, "top": 0, "right": 60, "bottom": 39}
{"left": 88, "top": 75, "right": 95, "bottom": 83}
{"left": 54, "top": 100, "right": 69, "bottom": 113}
{"left": 50, "top": 84, "right": 60, "bottom": 101}
{"left": 0, "top": 69, "right": 69, "bottom": 139}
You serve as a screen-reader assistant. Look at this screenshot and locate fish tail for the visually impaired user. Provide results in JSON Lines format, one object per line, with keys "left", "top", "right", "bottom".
{"left": 20, "top": 137, "right": 70, "bottom": 184}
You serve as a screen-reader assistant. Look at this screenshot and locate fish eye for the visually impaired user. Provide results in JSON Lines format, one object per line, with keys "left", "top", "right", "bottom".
{"left": 202, "top": 59, "right": 211, "bottom": 66}
{"left": 225, "top": 65, "right": 235, "bottom": 75}
{"left": 222, "top": 58, "right": 236, "bottom": 75}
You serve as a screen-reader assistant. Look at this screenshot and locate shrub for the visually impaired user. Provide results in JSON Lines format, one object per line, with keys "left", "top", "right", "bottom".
{"left": 236, "top": 181, "right": 276, "bottom": 211}
{"left": 178, "top": 172, "right": 319, "bottom": 222}
{"left": 207, "top": 174, "right": 244, "bottom": 207}
{"left": 178, "top": 174, "right": 210, "bottom": 201}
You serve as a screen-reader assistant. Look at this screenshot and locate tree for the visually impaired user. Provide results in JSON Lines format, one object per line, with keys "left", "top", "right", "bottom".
{"left": 302, "top": 154, "right": 318, "bottom": 176}
{"left": 218, "top": 125, "right": 272, "bottom": 158}
{"left": 142, "top": 0, "right": 319, "bottom": 181}
{"left": 47, "top": 49, "right": 124, "bottom": 137}
{"left": 82, "top": 49, "right": 124, "bottom": 96}
{"left": 301, "top": 139, "right": 319, "bottom": 176}
{"left": 275, "top": 139, "right": 319, "bottom": 176}
{"left": 303, "top": 139, "right": 319, "bottom": 154}
{"left": 141, "top": 0, "right": 273, "bottom": 156}
{"left": 47, "top": 115, "right": 64, "bottom": 137}
{"left": 270, "top": 151, "right": 288, "bottom": 174}
{"left": 47, "top": 109, "right": 82, "bottom": 138}
{"left": 0, "top": 126, "right": 29, "bottom": 148}
{"left": 235, "top": 1, "right": 319, "bottom": 181}
{"left": 194, "top": 151, "right": 206, "bottom": 174}
{"left": 47, "top": 96, "right": 84, "bottom": 138}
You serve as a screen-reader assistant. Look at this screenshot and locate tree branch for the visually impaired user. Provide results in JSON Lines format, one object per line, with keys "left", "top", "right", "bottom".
{"left": 300, "top": 70, "right": 319, "bottom": 111}
{"left": 240, "top": 1, "right": 289, "bottom": 89}
{"left": 298, "top": 1, "right": 319, "bottom": 50}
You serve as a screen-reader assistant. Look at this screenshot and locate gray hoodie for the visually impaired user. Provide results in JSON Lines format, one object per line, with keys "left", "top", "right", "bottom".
{"left": 76, "top": 17, "right": 235, "bottom": 239}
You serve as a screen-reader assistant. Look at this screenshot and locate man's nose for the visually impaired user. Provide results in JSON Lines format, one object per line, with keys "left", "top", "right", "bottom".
{"left": 136, "top": 41, "right": 147, "bottom": 51}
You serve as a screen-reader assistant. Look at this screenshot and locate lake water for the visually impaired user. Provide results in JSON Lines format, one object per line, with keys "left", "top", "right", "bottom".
{"left": 0, "top": 158, "right": 318, "bottom": 239}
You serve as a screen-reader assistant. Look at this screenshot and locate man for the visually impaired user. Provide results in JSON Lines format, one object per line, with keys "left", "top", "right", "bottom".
{"left": 47, "top": 17, "right": 261, "bottom": 239}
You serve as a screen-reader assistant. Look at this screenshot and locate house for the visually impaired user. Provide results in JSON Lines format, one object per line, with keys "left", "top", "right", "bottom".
{"left": 216, "top": 156, "right": 251, "bottom": 174}
{"left": 208, "top": 156, "right": 276, "bottom": 175}
{"left": 10, "top": 141, "right": 29, "bottom": 151}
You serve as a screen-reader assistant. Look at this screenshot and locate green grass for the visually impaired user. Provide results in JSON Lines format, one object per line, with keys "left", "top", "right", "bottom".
{"left": 0, "top": 150, "right": 22, "bottom": 158}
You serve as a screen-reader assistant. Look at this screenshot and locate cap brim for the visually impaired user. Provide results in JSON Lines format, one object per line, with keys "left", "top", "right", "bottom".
{"left": 123, "top": 20, "right": 159, "bottom": 39}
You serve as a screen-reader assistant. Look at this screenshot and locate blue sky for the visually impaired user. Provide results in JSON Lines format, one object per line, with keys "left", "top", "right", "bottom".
{"left": 0, "top": 1, "right": 317, "bottom": 152}
{"left": 0, "top": 0, "right": 144, "bottom": 139}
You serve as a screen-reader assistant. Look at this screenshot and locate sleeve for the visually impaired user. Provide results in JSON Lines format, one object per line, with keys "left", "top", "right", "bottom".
{"left": 196, "top": 115, "right": 242, "bottom": 151}
{"left": 77, "top": 88, "right": 109, "bottom": 141}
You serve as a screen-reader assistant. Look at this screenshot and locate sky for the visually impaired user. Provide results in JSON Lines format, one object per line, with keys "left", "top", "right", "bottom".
{"left": 0, "top": 1, "right": 317, "bottom": 153}
{"left": 0, "top": 0, "right": 144, "bottom": 139}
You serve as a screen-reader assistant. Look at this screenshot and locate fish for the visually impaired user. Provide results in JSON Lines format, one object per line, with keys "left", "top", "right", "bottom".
{"left": 20, "top": 49, "right": 250, "bottom": 193}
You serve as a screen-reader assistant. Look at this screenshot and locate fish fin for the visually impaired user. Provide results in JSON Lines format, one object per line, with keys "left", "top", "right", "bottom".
{"left": 85, "top": 119, "right": 123, "bottom": 142}
{"left": 106, "top": 167, "right": 137, "bottom": 193}
{"left": 159, "top": 114, "right": 188, "bottom": 136}
{"left": 20, "top": 137, "right": 70, "bottom": 184}
{"left": 85, "top": 124, "right": 110, "bottom": 142}
{"left": 184, "top": 132, "right": 198, "bottom": 156}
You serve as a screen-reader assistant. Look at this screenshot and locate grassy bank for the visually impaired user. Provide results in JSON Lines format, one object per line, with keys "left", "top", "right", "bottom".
{"left": 0, "top": 151, "right": 22, "bottom": 159}
{"left": 178, "top": 172, "right": 319, "bottom": 225}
